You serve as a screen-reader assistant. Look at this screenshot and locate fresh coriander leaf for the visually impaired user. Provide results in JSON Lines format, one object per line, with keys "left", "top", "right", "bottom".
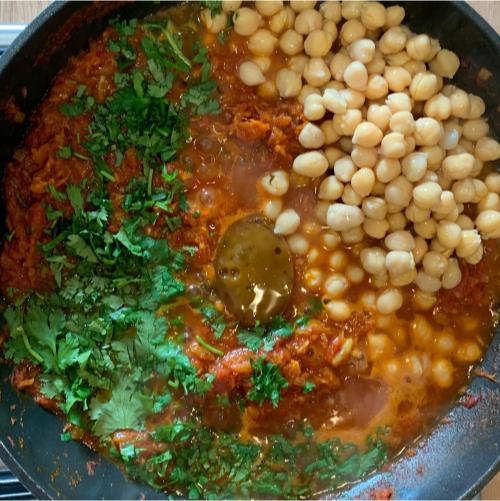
{"left": 57, "top": 145, "right": 72, "bottom": 159}
{"left": 248, "top": 357, "right": 288, "bottom": 408}
{"left": 303, "top": 381, "right": 315, "bottom": 393}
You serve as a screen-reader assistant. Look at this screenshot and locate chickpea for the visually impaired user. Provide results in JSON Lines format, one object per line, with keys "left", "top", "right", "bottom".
{"left": 386, "top": 250, "right": 415, "bottom": 276}
{"left": 346, "top": 264, "right": 364, "bottom": 284}
{"left": 351, "top": 122, "right": 382, "bottom": 148}
{"left": 404, "top": 59, "right": 427, "bottom": 77}
{"left": 332, "top": 109, "right": 362, "bottom": 136}
{"left": 201, "top": 9, "right": 228, "bottom": 34}
{"left": 401, "top": 152, "right": 426, "bottom": 182}
{"left": 326, "top": 203, "right": 364, "bottom": 231}
{"left": 321, "top": 120, "right": 340, "bottom": 145}
{"left": 485, "top": 172, "right": 500, "bottom": 194}
{"left": 431, "top": 358, "right": 454, "bottom": 388}
{"left": 384, "top": 230, "right": 414, "bottom": 252}
{"left": 405, "top": 34, "right": 433, "bottom": 61}
{"left": 366, "top": 51, "right": 386, "bottom": 74}
{"left": 288, "top": 54, "right": 308, "bottom": 74}
{"left": 293, "top": 150, "right": 329, "bottom": 177}
{"left": 341, "top": 19, "right": 368, "bottom": 46}
{"left": 440, "top": 121, "right": 461, "bottom": 151}
{"left": 261, "top": 170, "right": 289, "bottom": 197}
{"left": 384, "top": 66, "right": 412, "bottom": 92}
{"left": 334, "top": 156, "right": 357, "bottom": 182}
{"left": 456, "top": 214, "right": 474, "bottom": 230}
{"left": 324, "top": 272, "right": 349, "bottom": 298}
{"left": 351, "top": 168, "right": 376, "bottom": 197}
{"left": 364, "top": 218, "right": 389, "bottom": 239}
{"left": 410, "top": 72, "right": 439, "bottom": 101}
{"left": 255, "top": 0, "right": 283, "bottom": 17}
{"left": 442, "top": 152, "right": 475, "bottom": 180}
{"left": 375, "top": 158, "right": 400, "bottom": 183}
{"left": 239, "top": 61, "right": 266, "bottom": 86}
{"left": 287, "top": 234, "right": 310, "bottom": 255}
{"left": 303, "top": 57, "right": 331, "bottom": 87}
{"left": 317, "top": 176, "right": 343, "bottom": 202}
{"left": 294, "top": 8, "right": 322, "bottom": 35}
{"left": 344, "top": 61, "right": 368, "bottom": 91}
{"left": 386, "top": 92, "right": 412, "bottom": 112}
{"left": 413, "top": 289, "right": 436, "bottom": 310}
{"left": 360, "top": 247, "right": 386, "bottom": 274}
{"left": 248, "top": 29, "right": 278, "bottom": 56}
{"left": 347, "top": 38, "right": 375, "bottom": 63}
{"left": 367, "top": 104, "right": 392, "bottom": 132}
{"left": 351, "top": 146, "right": 377, "bottom": 168}
{"left": 456, "top": 229, "right": 481, "bottom": 258}
{"left": 406, "top": 202, "right": 430, "bottom": 224}
{"left": 412, "top": 181, "right": 442, "bottom": 209}
{"left": 360, "top": 1, "right": 386, "bottom": 30}
{"left": 303, "top": 93, "right": 325, "bottom": 120}
{"left": 274, "top": 208, "right": 301, "bottom": 235}
{"left": 435, "top": 330, "right": 457, "bottom": 355}
{"left": 441, "top": 258, "right": 462, "bottom": 289}
{"left": 341, "top": 1, "right": 362, "bottom": 19}
{"left": 262, "top": 198, "right": 283, "bottom": 220}
{"left": 341, "top": 184, "right": 363, "bottom": 206}
{"left": 339, "top": 88, "right": 365, "bottom": 109}
{"left": 298, "top": 122, "right": 325, "bottom": 149}
{"left": 279, "top": 29, "right": 304, "bottom": 55}
{"left": 462, "top": 119, "right": 489, "bottom": 142}
{"left": 449, "top": 89, "right": 470, "bottom": 119}
{"left": 476, "top": 210, "right": 500, "bottom": 236}
{"left": 269, "top": 6, "right": 296, "bottom": 34}
{"left": 323, "top": 20, "right": 339, "bottom": 40}
{"left": 329, "top": 249, "right": 348, "bottom": 271}
{"left": 468, "top": 93, "right": 486, "bottom": 119}
{"left": 304, "top": 267, "right": 323, "bottom": 290}
{"left": 415, "top": 270, "right": 441, "bottom": 292}
{"left": 386, "top": 50, "right": 411, "bottom": 66}
{"left": 455, "top": 341, "right": 482, "bottom": 364}
{"left": 304, "top": 29, "right": 333, "bottom": 57}
{"left": 387, "top": 211, "right": 407, "bottom": 230}
{"left": 275, "top": 68, "right": 302, "bottom": 98}
{"left": 384, "top": 5, "right": 405, "bottom": 28}
{"left": 429, "top": 48, "right": 460, "bottom": 78}
{"left": 414, "top": 117, "right": 443, "bottom": 146}
{"left": 420, "top": 145, "right": 445, "bottom": 171}
{"left": 222, "top": 0, "right": 242, "bottom": 13}
{"left": 472, "top": 179, "right": 488, "bottom": 202}
{"left": 252, "top": 56, "right": 272, "bottom": 73}
{"left": 475, "top": 137, "right": 500, "bottom": 162}
{"left": 324, "top": 146, "right": 344, "bottom": 167}
{"left": 319, "top": 1, "right": 341, "bottom": 21}
{"left": 379, "top": 26, "right": 407, "bottom": 55}
{"left": 390, "top": 111, "right": 415, "bottom": 136}
{"left": 361, "top": 196, "right": 386, "bottom": 220}
{"left": 424, "top": 94, "right": 452, "bottom": 121}
{"left": 414, "top": 218, "right": 437, "bottom": 239}
{"left": 233, "top": 7, "right": 262, "bottom": 36}
{"left": 380, "top": 132, "right": 407, "bottom": 159}
{"left": 376, "top": 288, "right": 403, "bottom": 314}
{"left": 329, "top": 52, "right": 352, "bottom": 81}
{"left": 451, "top": 178, "right": 474, "bottom": 204}
{"left": 290, "top": 0, "right": 316, "bottom": 12}
{"left": 322, "top": 88, "right": 347, "bottom": 114}
{"left": 365, "top": 75, "right": 389, "bottom": 100}
{"left": 325, "top": 300, "right": 352, "bottom": 322}
{"left": 477, "top": 193, "right": 500, "bottom": 212}
{"left": 422, "top": 250, "right": 447, "bottom": 277}
{"left": 465, "top": 242, "right": 484, "bottom": 264}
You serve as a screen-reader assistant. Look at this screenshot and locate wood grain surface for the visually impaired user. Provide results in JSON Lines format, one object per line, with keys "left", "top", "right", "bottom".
{"left": 0, "top": 0, "right": 498, "bottom": 499}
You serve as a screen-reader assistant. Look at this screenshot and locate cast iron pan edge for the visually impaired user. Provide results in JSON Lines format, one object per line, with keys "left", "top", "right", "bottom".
{"left": 0, "top": 1, "right": 499, "bottom": 499}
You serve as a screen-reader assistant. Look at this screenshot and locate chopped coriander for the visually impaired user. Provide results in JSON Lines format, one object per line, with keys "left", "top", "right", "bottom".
{"left": 248, "top": 357, "right": 288, "bottom": 408}
{"left": 303, "top": 381, "right": 315, "bottom": 393}
{"left": 195, "top": 335, "right": 224, "bottom": 356}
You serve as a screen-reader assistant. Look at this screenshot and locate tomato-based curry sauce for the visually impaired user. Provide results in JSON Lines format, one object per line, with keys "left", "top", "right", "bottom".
{"left": 0, "top": 3, "right": 498, "bottom": 498}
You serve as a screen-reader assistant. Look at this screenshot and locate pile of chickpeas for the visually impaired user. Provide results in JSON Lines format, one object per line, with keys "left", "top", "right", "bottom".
{"left": 201, "top": 1, "right": 500, "bottom": 327}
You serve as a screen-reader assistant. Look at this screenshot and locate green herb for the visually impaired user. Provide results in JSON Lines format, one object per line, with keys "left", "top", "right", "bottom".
{"left": 247, "top": 357, "right": 288, "bottom": 408}
{"left": 196, "top": 301, "right": 226, "bottom": 339}
{"left": 201, "top": 0, "right": 222, "bottom": 16}
{"left": 303, "top": 381, "right": 315, "bottom": 393}
{"left": 195, "top": 335, "right": 224, "bottom": 356}
{"left": 122, "top": 420, "right": 388, "bottom": 498}
{"left": 57, "top": 145, "right": 72, "bottom": 159}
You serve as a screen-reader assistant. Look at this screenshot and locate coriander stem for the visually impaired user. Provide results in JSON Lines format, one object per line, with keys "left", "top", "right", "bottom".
{"left": 195, "top": 335, "right": 223, "bottom": 356}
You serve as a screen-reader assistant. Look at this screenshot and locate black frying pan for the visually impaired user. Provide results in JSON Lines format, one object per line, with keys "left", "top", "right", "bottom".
{"left": 0, "top": 2, "right": 499, "bottom": 499}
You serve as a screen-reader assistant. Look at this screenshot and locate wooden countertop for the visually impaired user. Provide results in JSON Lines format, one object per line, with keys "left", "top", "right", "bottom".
{"left": 0, "top": 0, "right": 498, "bottom": 499}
